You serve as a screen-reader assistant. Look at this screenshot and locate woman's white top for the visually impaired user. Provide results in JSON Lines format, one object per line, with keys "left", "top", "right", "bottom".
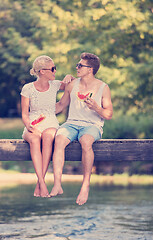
{"left": 66, "top": 78, "right": 106, "bottom": 134}
{"left": 20, "top": 80, "right": 61, "bottom": 133}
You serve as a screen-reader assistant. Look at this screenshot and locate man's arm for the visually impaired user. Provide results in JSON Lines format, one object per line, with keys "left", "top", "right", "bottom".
{"left": 100, "top": 85, "right": 113, "bottom": 120}
{"left": 85, "top": 85, "right": 113, "bottom": 120}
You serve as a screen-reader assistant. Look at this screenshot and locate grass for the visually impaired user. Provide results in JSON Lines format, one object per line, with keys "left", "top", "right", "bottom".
{"left": 0, "top": 118, "right": 24, "bottom": 139}
{"left": 91, "top": 173, "right": 153, "bottom": 186}
{"left": 0, "top": 169, "right": 153, "bottom": 188}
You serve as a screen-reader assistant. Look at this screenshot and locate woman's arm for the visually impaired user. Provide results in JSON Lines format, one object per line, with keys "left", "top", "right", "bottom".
{"left": 56, "top": 80, "right": 74, "bottom": 114}
{"left": 21, "top": 96, "right": 35, "bottom": 133}
{"left": 60, "top": 74, "right": 75, "bottom": 90}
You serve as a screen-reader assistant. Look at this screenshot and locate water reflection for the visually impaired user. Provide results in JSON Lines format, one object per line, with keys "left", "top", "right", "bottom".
{"left": 0, "top": 183, "right": 153, "bottom": 239}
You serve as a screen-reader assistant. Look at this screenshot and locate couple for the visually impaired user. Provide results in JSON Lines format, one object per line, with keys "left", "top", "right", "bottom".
{"left": 21, "top": 53, "right": 113, "bottom": 205}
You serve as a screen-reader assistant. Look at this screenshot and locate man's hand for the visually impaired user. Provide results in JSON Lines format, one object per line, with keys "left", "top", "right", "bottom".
{"left": 84, "top": 97, "right": 99, "bottom": 111}
{"left": 84, "top": 85, "right": 113, "bottom": 120}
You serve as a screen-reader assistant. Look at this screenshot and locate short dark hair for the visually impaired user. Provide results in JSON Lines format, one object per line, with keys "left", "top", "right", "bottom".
{"left": 80, "top": 52, "right": 100, "bottom": 75}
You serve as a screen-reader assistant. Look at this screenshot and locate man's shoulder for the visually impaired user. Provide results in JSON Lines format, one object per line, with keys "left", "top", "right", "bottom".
{"left": 94, "top": 79, "right": 108, "bottom": 88}
{"left": 67, "top": 78, "right": 78, "bottom": 91}
{"left": 95, "top": 78, "right": 105, "bottom": 84}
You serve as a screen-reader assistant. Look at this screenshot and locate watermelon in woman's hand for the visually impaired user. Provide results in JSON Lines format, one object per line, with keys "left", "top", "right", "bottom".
{"left": 31, "top": 114, "right": 46, "bottom": 126}
{"left": 77, "top": 92, "right": 92, "bottom": 101}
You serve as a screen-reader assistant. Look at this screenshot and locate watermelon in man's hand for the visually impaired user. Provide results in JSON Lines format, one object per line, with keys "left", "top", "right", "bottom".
{"left": 77, "top": 92, "right": 92, "bottom": 101}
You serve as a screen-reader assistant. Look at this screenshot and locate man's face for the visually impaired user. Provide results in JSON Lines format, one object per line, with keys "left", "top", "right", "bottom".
{"left": 76, "top": 59, "right": 91, "bottom": 78}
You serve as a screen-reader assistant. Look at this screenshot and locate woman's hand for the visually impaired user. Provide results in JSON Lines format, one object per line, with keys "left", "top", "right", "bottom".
{"left": 60, "top": 75, "right": 75, "bottom": 90}
{"left": 26, "top": 124, "right": 35, "bottom": 133}
{"left": 62, "top": 75, "right": 75, "bottom": 84}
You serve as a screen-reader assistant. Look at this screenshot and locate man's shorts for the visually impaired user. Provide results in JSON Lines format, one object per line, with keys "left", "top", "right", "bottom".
{"left": 56, "top": 123, "right": 102, "bottom": 142}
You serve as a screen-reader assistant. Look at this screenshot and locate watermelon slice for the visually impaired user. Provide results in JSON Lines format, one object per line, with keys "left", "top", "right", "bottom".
{"left": 31, "top": 114, "right": 46, "bottom": 126}
{"left": 77, "top": 92, "right": 92, "bottom": 101}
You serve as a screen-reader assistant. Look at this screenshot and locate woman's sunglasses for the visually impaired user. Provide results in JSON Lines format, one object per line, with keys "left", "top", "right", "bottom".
{"left": 41, "top": 66, "right": 56, "bottom": 72}
{"left": 76, "top": 63, "right": 91, "bottom": 69}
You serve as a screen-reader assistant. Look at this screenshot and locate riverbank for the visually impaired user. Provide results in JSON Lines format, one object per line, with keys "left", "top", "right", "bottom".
{"left": 0, "top": 170, "right": 153, "bottom": 189}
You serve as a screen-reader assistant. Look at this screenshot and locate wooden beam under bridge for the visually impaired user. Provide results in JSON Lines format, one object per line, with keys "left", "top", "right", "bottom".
{"left": 0, "top": 139, "right": 153, "bottom": 162}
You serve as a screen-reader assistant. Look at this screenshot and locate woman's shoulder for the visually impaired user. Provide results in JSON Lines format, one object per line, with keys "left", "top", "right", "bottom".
{"left": 50, "top": 80, "right": 60, "bottom": 83}
{"left": 21, "top": 82, "right": 34, "bottom": 97}
{"left": 22, "top": 82, "right": 34, "bottom": 89}
{"left": 49, "top": 80, "right": 61, "bottom": 86}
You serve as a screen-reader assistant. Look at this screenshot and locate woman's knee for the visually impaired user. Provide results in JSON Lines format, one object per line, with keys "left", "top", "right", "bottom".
{"left": 26, "top": 135, "right": 41, "bottom": 145}
{"left": 42, "top": 128, "right": 56, "bottom": 142}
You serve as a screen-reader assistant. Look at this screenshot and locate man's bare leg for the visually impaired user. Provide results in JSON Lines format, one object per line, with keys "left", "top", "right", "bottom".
{"left": 76, "top": 134, "right": 95, "bottom": 205}
{"left": 50, "top": 135, "right": 70, "bottom": 197}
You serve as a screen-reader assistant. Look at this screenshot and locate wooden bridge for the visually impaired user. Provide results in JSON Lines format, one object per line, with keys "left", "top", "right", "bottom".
{"left": 0, "top": 139, "right": 153, "bottom": 162}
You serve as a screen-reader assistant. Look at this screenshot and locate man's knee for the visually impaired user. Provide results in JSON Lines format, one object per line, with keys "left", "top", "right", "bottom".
{"left": 79, "top": 136, "right": 94, "bottom": 152}
{"left": 54, "top": 135, "right": 70, "bottom": 149}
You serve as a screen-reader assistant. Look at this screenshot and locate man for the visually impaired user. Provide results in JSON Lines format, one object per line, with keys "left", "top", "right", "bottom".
{"left": 50, "top": 52, "right": 113, "bottom": 205}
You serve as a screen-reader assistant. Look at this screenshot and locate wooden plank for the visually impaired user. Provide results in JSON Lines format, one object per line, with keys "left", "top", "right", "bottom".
{"left": 0, "top": 139, "right": 153, "bottom": 162}
{"left": 0, "top": 139, "right": 31, "bottom": 162}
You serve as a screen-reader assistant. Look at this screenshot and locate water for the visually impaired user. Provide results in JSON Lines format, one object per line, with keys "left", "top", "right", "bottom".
{"left": 0, "top": 183, "right": 153, "bottom": 240}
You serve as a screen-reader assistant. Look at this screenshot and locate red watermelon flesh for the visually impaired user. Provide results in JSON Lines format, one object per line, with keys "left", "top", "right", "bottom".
{"left": 77, "top": 92, "right": 91, "bottom": 101}
{"left": 31, "top": 114, "right": 46, "bottom": 126}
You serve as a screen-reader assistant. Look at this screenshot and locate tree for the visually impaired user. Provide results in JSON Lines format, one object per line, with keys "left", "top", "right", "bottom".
{"left": 0, "top": 0, "right": 152, "bottom": 117}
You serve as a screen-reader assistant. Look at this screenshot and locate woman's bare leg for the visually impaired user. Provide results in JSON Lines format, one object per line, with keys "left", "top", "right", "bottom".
{"left": 23, "top": 131, "right": 49, "bottom": 197}
{"left": 41, "top": 128, "right": 57, "bottom": 194}
{"left": 50, "top": 135, "right": 70, "bottom": 197}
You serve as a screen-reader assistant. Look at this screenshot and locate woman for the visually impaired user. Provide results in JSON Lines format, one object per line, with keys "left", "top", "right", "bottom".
{"left": 21, "top": 55, "right": 72, "bottom": 197}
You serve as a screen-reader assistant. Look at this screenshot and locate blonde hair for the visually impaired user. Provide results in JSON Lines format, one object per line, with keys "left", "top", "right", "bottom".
{"left": 30, "top": 55, "right": 53, "bottom": 77}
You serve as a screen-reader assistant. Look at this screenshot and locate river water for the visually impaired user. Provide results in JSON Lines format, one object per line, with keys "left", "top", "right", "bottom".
{"left": 0, "top": 183, "right": 153, "bottom": 240}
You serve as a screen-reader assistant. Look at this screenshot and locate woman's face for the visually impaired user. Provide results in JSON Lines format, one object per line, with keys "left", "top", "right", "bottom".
{"left": 40, "top": 60, "right": 57, "bottom": 81}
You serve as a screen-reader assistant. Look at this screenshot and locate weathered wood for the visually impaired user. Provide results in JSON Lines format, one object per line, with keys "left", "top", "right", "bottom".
{"left": 0, "top": 139, "right": 153, "bottom": 162}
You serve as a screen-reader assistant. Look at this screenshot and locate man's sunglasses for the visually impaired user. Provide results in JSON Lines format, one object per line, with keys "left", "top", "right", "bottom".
{"left": 41, "top": 66, "right": 56, "bottom": 72}
{"left": 76, "top": 63, "right": 91, "bottom": 69}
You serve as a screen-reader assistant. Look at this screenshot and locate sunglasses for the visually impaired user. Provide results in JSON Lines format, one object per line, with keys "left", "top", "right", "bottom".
{"left": 76, "top": 63, "right": 91, "bottom": 69}
{"left": 41, "top": 66, "right": 56, "bottom": 72}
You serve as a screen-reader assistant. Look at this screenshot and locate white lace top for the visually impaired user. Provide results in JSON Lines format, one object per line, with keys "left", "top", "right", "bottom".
{"left": 20, "top": 80, "right": 61, "bottom": 133}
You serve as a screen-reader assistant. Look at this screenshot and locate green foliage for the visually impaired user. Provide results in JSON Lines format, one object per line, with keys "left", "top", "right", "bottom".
{"left": 0, "top": 128, "right": 23, "bottom": 139}
{"left": 0, "top": 0, "right": 152, "bottom": 116}
{"left": 103, "top": 114, "right": 153, "bottom": 139}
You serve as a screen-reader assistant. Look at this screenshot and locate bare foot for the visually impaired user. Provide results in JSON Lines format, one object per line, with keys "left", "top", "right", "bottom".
{"left": 76, "top": 186, "right": 89, "bottom": 205}
{"left": 34, "top": 182, "right": 40, "bottom": 197}
{"left": 39, "top": 181, "right": 49, "bottom": 198}
{"left": 49, "top": 185, "right": 63, "bottom": 197}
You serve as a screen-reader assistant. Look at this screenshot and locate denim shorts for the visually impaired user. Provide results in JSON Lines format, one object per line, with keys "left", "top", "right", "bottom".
{"left": 56, "top": 123, "right": 102, "bottom": 142}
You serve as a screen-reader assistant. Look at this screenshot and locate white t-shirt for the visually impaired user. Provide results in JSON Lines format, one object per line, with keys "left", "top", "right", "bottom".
{"left": 20, "top": 80, "right": 61, "bottom": 133}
